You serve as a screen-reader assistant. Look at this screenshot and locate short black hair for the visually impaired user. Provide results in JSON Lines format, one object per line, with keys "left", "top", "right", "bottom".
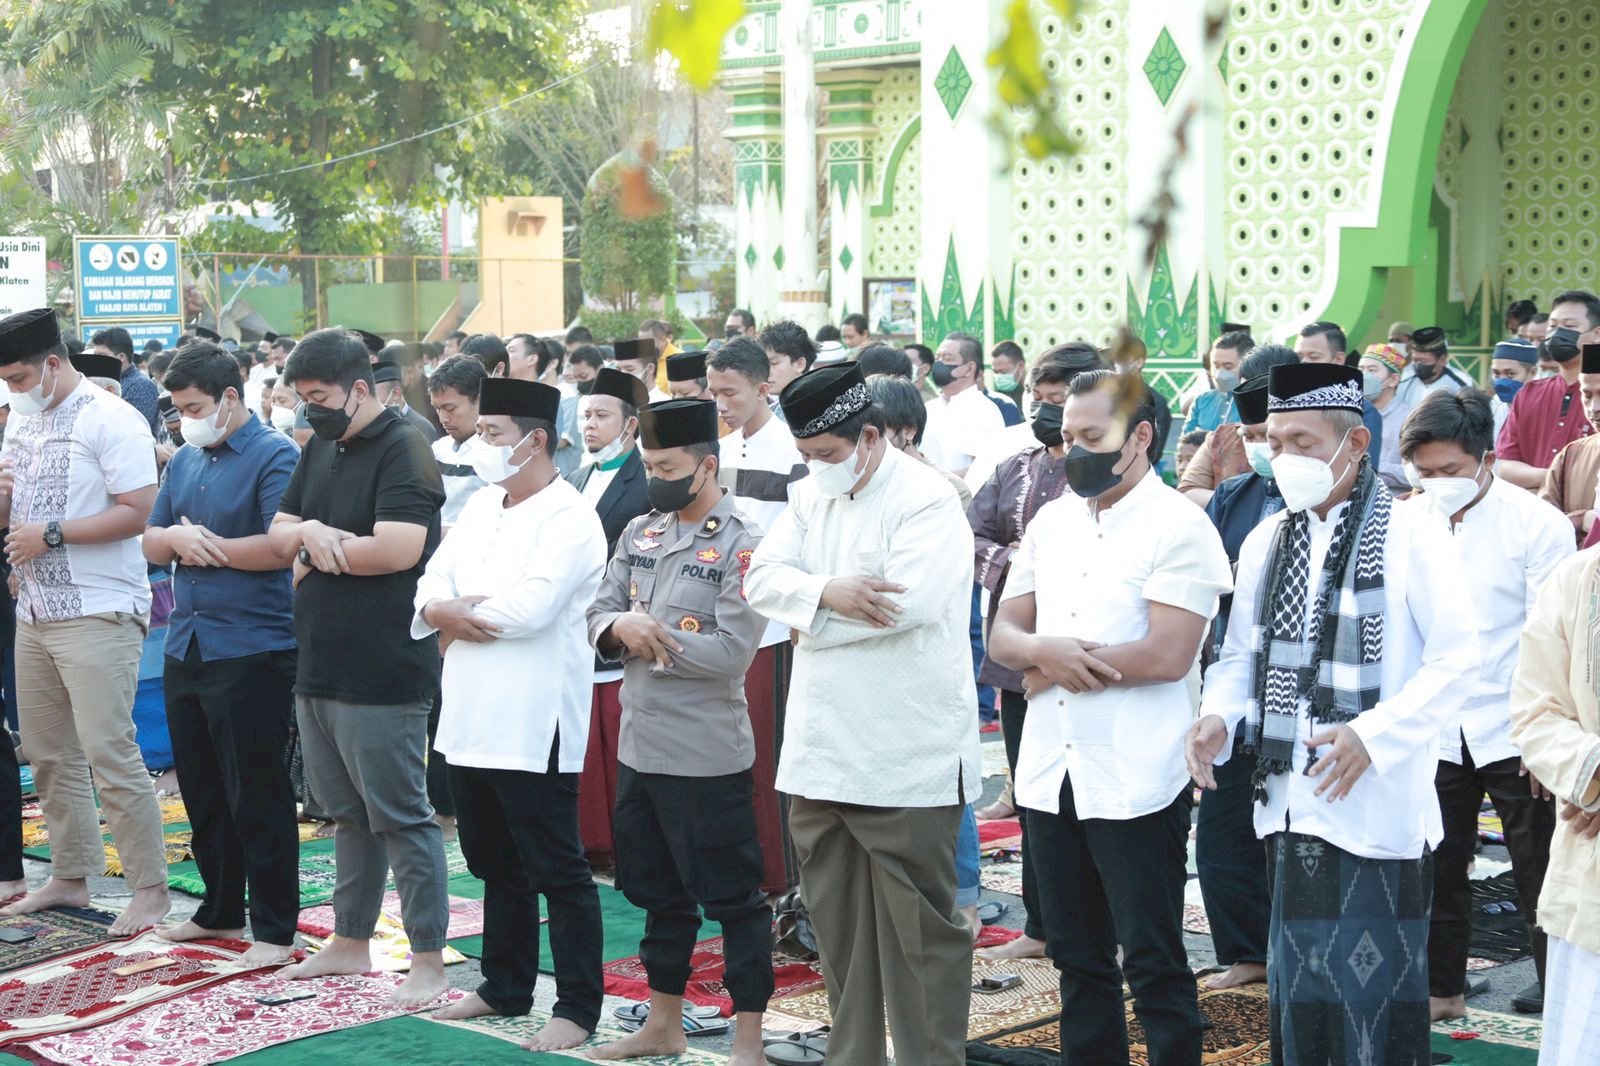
{"left": 1067, "top": 368, "right": 1162, "bottom": 464}
{"left": 283, "top": 328, "right": 375, "bottom": 389}
{"left": 1531, "top": 312, "right": 1550, "bottom": 325}
{"left": 506, "top": 414, "right": 557, "bottom": 445}
{"left": 163, "top": 342, "right": 244, "bottom": 402}
{"left": 728, "top": 308, "right": 755, "bottom": 330}
{"left": 759, "top": 320, "right": 817, "bottom": 370}
{"left": 990, "top": 340, "right": 1024, "bottom": 364}
{"left": 1239, "top": 343, "right": 1300, "bottom": 386}
{"left": 868, "top": 374, "right": 927, "bottom": 445}
{"left": 232, "top": 350, "right": 253, "bottom": 376}
{"left": 90, "top": 327, "right": 134, "bottom": 360}
{"left": 446, "top": 330, "right": 469, "bottom": 343}
{"left": 857, "top": 345, "right": 913, "bottom": 378}
{"left": 148, "top": 352, "right": 174, "bottom": 377}
{"left": 1551, "top": 290, "right": 1600, "bottom": 329}
{"left": 707, "top": 336, "right": 770, "bottom": 382}
{"left": 1180, "top": 429, "right": 1209, "bottom": 448}
{"left": 462, "top": 333, "right": 509, "bottom": 376}
{"left": 824, "top": 402, "right": 885, "bottom": 444}
{"left": 426, "top": 353, "right": 486, "bottom": 401}
{"left": 814, "top": 324, "right": 841, "bottom": 343}
{"left": 1031, "top": 341, "right": 1103, "bottom": 387}
{"left": 1214, "top": 330, "right": 1255, "bottom": 355}
{"left": 905, "top": 343, "right": 934, "bottom": 367}
{"left": 272, "top": 336, "right": 296, "bottom": 354}
{"left": 538, "top": 338, "right": 564, "bottom": 379}
{"left": 566, "top": 325, "right": 593, "bottom": 345}
{"left": 569, "top": 344, "right": 605, "bottom": 371}
{"left": 841, "top": 312, "right": 869, "bottom": 335}
{"left": 682, "top": 439, "right": 720, "bottom": 466}
{"left": 1506, "top": 299, "right": 1539, "bottom": 327}
{"left": 143, "top": 339, "right": 163, "bottom": 354}
{"left": 944, "top": 331, "right": 984, "bottom": 371}
{"left": 1299, "top": 320, "right": 1347, "bottom": 358}
{"left": 1398, "top": 387, "right": 1496, "bottom": 461}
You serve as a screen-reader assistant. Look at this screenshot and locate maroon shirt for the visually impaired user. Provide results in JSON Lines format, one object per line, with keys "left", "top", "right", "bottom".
{"left": 1496, "top": 375, "right": 1592, "bottom": 468}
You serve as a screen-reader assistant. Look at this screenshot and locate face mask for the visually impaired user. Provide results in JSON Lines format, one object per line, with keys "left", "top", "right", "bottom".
{"left": 1493, "top": 377, "right": 1525, "bottom": 404}
{"left": 1213, "top": 368, "right": 1241, "bottom": 393}
{"left": 270, "top": 405, "right": 298, "bottom": 432}
{"left": 181, "top": 398, "right": 233, "bottom": 448}
{"left": 1389, "top": 342, "right": 1408, "bottom": 357}
{"left": 1362, "top": 371, "right": 1386, "bottom": 400}
{"left": 992, "top": 373, "right": 1019, "bottom": 393}
{"left": 304, "top": 386, "right": 358, "bottom": 441}
{"left": 8, "top": 360, "right": 57, "bottom": 416}
{"left": 1547, "top": 327, "right": 1582, "bottom": 364}
{"left": 646, "top": 465, "right": 706, "bottom": 512}
{"left": 808, "top": 436, "right": 867, "bottom": 498}
{"left": 1269, "top": 429, "right": 1353, "bottom": 513}
{"left": 1062, "top": 438, "right": 1132, "bottom": 499}
{"left": 1412, "top": 360, "right": 1442, "bottom": 383}
{"left": 470, "top": 431, "right": 535, "bottom": 484}
{"left": 589, "top": 432, "right": 631, "bottom": 466}
{"left": 929, "top": 362, "right": 957, "bottom": 388}
{"left": 1244, "top": 440, "right": 1276, "bottom": 479}
{"left": 1030, "top": 402, "right": 1064, "bottom": 448}
{"left": 576, "top": 379, "right": 595, "bottom": 396}
{"left": 1405, "top": 460, "right": 1484, "bottom": 518}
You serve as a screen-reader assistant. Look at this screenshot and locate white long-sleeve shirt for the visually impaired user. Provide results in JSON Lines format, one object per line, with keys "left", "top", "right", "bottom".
{"left": 411, "top": 478, "right": 606, "bottom": 773}
{"left": 744, "top": 444, "right": 982, "bottom": 807}
{"left": 1201, "top": 496, "right": 1478, "bottom": 860}
{"left": 1402, "top": 475, "right": 1574, "bottom": 767}
{"left": 719, "top": 413, "right": 808, "bottom": 649}
{"left": 923, "top": 385, "right": 1004, "bottom": 475}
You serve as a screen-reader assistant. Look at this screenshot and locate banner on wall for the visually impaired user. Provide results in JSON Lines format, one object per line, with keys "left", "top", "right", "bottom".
{"left": 0, "top": 237, "right": 48, "bottom": 318}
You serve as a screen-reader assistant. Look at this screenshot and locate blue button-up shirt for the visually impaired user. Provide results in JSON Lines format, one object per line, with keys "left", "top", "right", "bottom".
{"left": 120, "top": 366, "right": 161, "bottom": 436}
{"left": 149, "top": 414, "right": 299, "bottom": 662}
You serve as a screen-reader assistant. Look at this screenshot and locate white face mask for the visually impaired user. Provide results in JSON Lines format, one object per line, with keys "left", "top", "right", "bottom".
{"left": 588, "top": 433, "right": 629, "bottom": 466}
{"left": 1404, "top": 460, "right": 1484, "bottom": 518}
{"left": 1269, "top": 429, "right": 1353, "bottom": 513}
{"left": 7, "top": 360, "right": 58, "bottom": 416}
{"left": 181, "top": 397, "right": 233, "bottom": 448}
{"left": 269, "top": 405, "right": 298, "bottom": 432}
{"left": 1243, "top": 440, "right": 1276, "bottom": 479}
{"left": 470, "top": 431, "right": 535, "bottom": 484}
{"left": 807, "top": 435, "right": 867, "bottom": 499}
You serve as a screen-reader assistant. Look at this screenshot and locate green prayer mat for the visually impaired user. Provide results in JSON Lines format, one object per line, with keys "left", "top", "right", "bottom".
{"left": 22, "top": 822, "right": 194, "bottom": 871}
{"left": 448, "top": 885, "right": 650, "bottom": 971}
{"left": 232, "top": 1015, "right": 572, "bottom": 1065}
{"left": 171, "top": 838, "right": 476, "bottom": 908}
{"left": 1430, "top": 1009, "right": 1542, "bottom": 1064}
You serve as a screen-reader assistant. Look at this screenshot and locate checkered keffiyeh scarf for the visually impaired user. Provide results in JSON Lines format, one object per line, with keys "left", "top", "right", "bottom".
{"left": 1247, "top": 458, "right": 1390, "bottom": 802}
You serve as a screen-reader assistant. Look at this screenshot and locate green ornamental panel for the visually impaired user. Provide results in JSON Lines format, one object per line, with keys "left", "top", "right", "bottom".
{"left": 1143, "top": 27, "right": 1187, "bottom": 107}
{"left": 933, "top": 46, "right": 973, "bottom": 120}
{"left": 920, "top": 236, "right": 985, "bottom": 345}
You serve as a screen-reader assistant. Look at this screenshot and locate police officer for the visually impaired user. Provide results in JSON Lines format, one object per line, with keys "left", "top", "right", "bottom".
{"left": 585, "top": 398, "right": 773, "bottom": 1063}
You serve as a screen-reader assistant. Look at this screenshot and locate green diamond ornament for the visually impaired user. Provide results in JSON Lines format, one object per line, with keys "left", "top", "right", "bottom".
{"left": 1143, "top": 28, "right": 1187, "bottom": 107}
{"left": 934, "top": 46, "right": 973, "bottom": 120}
{"left": 838, "top": 245, "right": 854, "bottom": 272}
{"left": 744, "top": 244, "right": 757, "bottom": 269}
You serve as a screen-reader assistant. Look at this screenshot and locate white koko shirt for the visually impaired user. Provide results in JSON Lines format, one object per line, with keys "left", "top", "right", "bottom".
{"left": 922, "top": 385, "right": 1004, "bottom": 475}
{"left": 412, "top": 478, "right": 607, "bottom": 774}
{"left": 1003, "top": 472, "right": 1232, "bottom": 821}
{"left": 1201, "top": 495, "right": 1478, "bottom": 860}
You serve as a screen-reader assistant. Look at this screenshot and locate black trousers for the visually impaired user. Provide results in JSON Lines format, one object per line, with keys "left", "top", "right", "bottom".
{"left": 0, "top": 709, "right": 20, "bottom": 882}
{"left": 449, "top": 737, "right": 602, "bottom": 1030}
{"left": 1029, "top": 772, "right": 1201, "bottom": 1066}
{"left": 425, "top": 684, "right": 453, "bottom": 818}
{"left": 613, "top": 765, "right": 774, "bottom": 1014}
{"left": 1429, "top": 749, "right": 1556, "bottom": 997}
{"left": 998, "top": 689, "right": 1044, "bottom": 941}
{"left": 1195, "top": 733, "right": 1270, "bottom": 967}
{"left": 164, "top": 645, "right": 300, "bottom": 945}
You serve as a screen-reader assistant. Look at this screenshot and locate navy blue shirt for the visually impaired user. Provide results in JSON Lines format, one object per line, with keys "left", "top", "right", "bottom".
{"left": 120, "top": 366, "right": 161, "bottom": 436}
{"left": 149, "top": 414, "right": 299, "bottom": 662}
{"left": 1204, "top": 470, "right": 1285, "bottom": 656}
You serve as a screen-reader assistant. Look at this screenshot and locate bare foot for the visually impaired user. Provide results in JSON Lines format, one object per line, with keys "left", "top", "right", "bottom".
{"left": 109, "top": 886, "right": 172, "bottom": 937}
{"left": 155, "top": 919, "right": 244, "bottom": 943}
{"left": 960, "top": 903, "right": 980, "bottom": 943}
{"left": 282, "top": 935, "right": 373, "bottom": 980}
{"left": 523, "top": 1016, "right": 592, "bottom": 1052}
{"left": 435, "top": 814, "right": 457, "bottom": 843}
{"left": 433, "top": 991, "right": 499, "bottom": 1021}
{"left": 390, "top": 951, "right": 448, "bottom": 1008}
{"left": 0, "top": 877, "right": 91, "bottom": 917}
{"left": 312, "top": 821, "right": 336, "bottom": 839}
{"left": 726, "top": 1011, "right": 765, "bottom": 1066}
{"left": 240, "top": 941, "right": 298, "bottom": 967}
{"left": 0, "top": 878, "right": 28, "bottom": 906}
{"left": 587, "top": 1024, "right": 688, "bottom": 1060}
{"left": 979, "top": 933, "right": 1047, "bottom": 960}
{"left": 1205, "top": 961, "right": 1267, "bottom": 990}
{"left": 1430, "top": 994, "right": 1467, "bottom": 1022}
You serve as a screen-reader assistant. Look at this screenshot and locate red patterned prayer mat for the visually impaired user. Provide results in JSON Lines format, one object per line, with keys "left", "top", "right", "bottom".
{"left": 296, "top": 892, "right": 486, "bottom": 941}
{"left": 978, "top": 818, "right": 1021, "bottom": 844}
{"left": 0, "top": 932, "right": 265, "bottom": 1045}
{"left": 21, "top": 970, "right": 463, "bottom": 1066}
{"left": 603, "top": 926, "right": 1023, "bottom": 1017}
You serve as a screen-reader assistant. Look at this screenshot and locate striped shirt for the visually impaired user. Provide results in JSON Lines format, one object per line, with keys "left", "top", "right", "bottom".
{"left": 719, "top": 412, "right": 808, "bottom": 647}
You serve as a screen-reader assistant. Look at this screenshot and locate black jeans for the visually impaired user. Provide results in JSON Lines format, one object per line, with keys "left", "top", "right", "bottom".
{"left": 613, "top": 765, "right": 774, "bottom": 1014}
{"left": 0, "top": 708, "right": 20, "bottom": 882}
{"left": 164, "top": 645, "right": 300, "bottom": 945}
{"left": 1195, "top": 733, "right": 1269, "bottom": 967}
{"left": 1029, "top": 772, "right": 1201, "bottom": 1066}
{"left": 1430, "top": 749, "right": 1556, "bottom": 997}
{"left": 998, "top": 689, "right": 1044, "bottom": 941}
{"left": 425, "top": 684, "right": 453, "bottom": 818}
{"left": 449, "top": 737, "right": 602, "bottom": 1030}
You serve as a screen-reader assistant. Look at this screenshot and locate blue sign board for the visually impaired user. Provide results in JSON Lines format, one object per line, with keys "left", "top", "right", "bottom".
{"left": 74, "top": 236, "right": 182, "bottom": 321}
{"left": 120, "top": 321, "right": 186, "bottom": 353}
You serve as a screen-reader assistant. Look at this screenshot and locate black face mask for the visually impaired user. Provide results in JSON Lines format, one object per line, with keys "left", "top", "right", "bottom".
{"left": 304, "top": 386, "right": 357, "bottom": 441}
{"left": 929, "top": 362, "right": 957, "bottom": 388}
{"left": 576, "top": 379, "right": 595, "bottom": 396}
{"left": 1546, "top": 326, "right": 1582, "bottom": 364}
{"left": 646, "top": 466, "right": 704, "bottom": 513}
{"left": 1412, "top": 360, "right": 1442, "bottom": 383}
{"left": 1030, "top": 403, "right": 1064, "bottom": 448}
{"left": 1062, "top": 440, "right": 1130, "bottom": 498}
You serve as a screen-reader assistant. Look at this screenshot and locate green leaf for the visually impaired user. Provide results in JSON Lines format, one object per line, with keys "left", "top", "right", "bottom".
{"left": 645, "top": 0, "right": 744, "bottom": 91}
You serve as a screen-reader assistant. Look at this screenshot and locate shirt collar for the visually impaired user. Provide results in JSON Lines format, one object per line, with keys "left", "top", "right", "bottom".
{"left": 120, "top": 365, "right": 139, "bottom": 382}
{"left": 596, "top": 446, "right": 633, "bottom": 472}
{"left": 222, "top": 412, "right": 266, "bottom": 453}
{"left": 353, "top": 406, "right": 399, "bottom": 441}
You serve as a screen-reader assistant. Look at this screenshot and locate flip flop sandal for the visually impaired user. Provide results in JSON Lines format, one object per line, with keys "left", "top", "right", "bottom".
{"left": 976, "top": 900, "right": 1009, "bottom": 925}
{"left": 617, "top": 1013, "right": 731, "bottom": 1037}
{"left": 763, "top": 1030, "right": 828, "bottom": 1065}
{"left": 611, "top": 1002, "right": 723, "bottom": 1023}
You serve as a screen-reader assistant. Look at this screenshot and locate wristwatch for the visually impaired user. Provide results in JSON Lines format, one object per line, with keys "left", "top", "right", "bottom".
{"left": 43, "top": 522, "right": 63, "bottom": 550}
{"left": 297, "top": 547, "right": 312, "bottom": 566}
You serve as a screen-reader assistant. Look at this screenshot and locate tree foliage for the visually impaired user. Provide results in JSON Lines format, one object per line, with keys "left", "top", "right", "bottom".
{"left": 580, "top": 154, "right": 675, "bottom": 314}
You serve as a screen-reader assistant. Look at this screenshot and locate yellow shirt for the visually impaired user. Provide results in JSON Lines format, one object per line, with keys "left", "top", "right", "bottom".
{"left": 655, "top": 341, "right": 682, "bottom": 390}
{"left": 1510, "top": 547, "right": 1600, "bottom": 955}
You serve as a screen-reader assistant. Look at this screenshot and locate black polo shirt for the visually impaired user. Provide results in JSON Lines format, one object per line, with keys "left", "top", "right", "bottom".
{"left": 278, "top": 409, "right": 444, "bottom": 704}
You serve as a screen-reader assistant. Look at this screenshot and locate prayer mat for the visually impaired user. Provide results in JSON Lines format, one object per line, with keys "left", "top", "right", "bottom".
{"left": 1469, "top": 871, "right": 1532, "bottom": 963}
{"left": 977, "top": 818, "right": 1021, "bottom": 844}
{"left": 981, "top": 743, "right": 1011, "bottom": 780}
{"left": 430, "top": 1007, "right": 731, "bottom": 1064}
{"left": 604, "top": 938, "right": 827, "bottom": 1017}
{"left": 18, "top": 766, "right": 32, "bottom": 797}
{"left": 980, "top": 863, "right": 1024, "bottom": 896}
{"left": 230, "top": 1016, "right": 566, "bottom": 1066}
{"left": 966, "top": 983, "right": 1272, "bottom": 1065}
{"left": 296, "top": 891, "right": 486, "bottom": 941}
{"left": 0, "top": 908, "right": 116, "bottom": 974}
{"left": 1184, "top": 903, "right": 1212, "bottom": 936}
{"left": 22, "top": 797, "right": 188, "bottom": 854}
{"left": 1478, "top": 799, "right": 1506, "bottom": 844}
{"left": 1431, "top": 1010, "right": 1543, "bottom": 1064}
{"left": 23, "top": 971, "right": 467, "bottom": 1066}
{"left": 0, "top": 932, "right": 263, "bottom": 1045}
{"left": 301, "top": 910, "right": 468, "bottom": 973}
{"left": 170, "top": 837, "right": 339, "bottom": 906}
{"left": 448, "top": 885, "right": 651, "bottom": 972}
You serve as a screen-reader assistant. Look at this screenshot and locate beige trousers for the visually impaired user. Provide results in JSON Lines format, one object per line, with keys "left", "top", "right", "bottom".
{"left": 788, "top": 797, "right": 972, "bottom": 1066}
{"left": 16, "top": 613, "right": 165, "bottom": 889}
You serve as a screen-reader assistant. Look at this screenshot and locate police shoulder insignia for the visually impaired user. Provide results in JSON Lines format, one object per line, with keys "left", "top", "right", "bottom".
{"left": 702, "top": 517, "right": 721, "bottom": 533}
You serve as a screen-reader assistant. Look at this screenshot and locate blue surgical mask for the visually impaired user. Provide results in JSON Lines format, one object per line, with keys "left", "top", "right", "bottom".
{"left": 1493, "top": 377, "right": 1524, "bottom": 404}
